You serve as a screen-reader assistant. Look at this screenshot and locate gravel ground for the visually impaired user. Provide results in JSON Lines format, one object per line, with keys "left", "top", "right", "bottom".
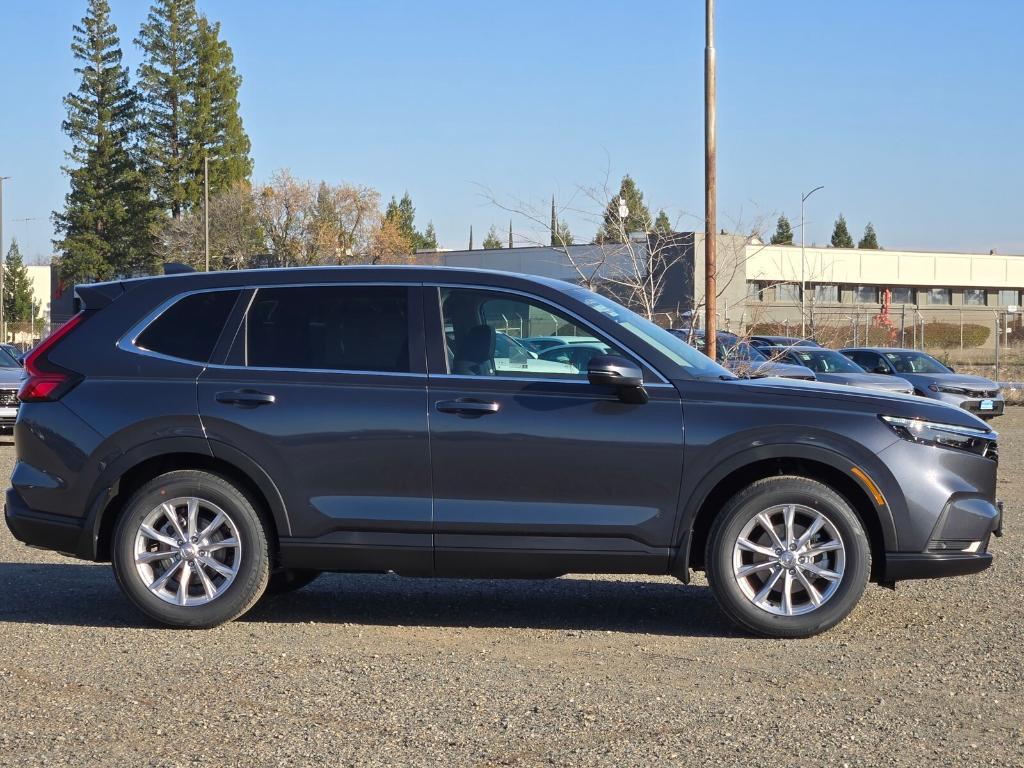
{"left": 1, "top": 414, "right": 1022, "bottom": 768}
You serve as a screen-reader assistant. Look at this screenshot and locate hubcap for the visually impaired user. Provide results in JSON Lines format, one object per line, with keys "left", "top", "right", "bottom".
{"left": 732, "top": 503, "right": 846, "bottom": 616}
{"left": 133, "top": 497, "right": 242, "bottom": 607}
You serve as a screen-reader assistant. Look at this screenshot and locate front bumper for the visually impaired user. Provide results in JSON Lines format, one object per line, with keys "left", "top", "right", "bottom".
{"left": 882, "top": 497, "right": 1002, "bottom": 582}
{"left": 4, "top": 487, "right": 86, "bottom": 557}
{"left": 928, "top": 390, "right": 1004, "bottom": 417}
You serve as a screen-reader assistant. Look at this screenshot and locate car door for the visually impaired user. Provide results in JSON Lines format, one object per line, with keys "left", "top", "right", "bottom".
{"left": 197, "top": 282, "right": 432, "bottom": 575}
{"left": 424, "top": 284, "right": 684, "bottom": 578}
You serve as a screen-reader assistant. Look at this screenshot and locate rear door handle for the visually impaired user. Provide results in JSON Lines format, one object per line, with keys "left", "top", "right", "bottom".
{"left": 434, "top": 399, "right": 500, "bottom": 415}
{"left": 216, "top": 389, "right": 276, "bottom": 407}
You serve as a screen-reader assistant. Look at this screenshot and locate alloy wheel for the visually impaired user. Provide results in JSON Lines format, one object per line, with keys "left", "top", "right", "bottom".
{"left": 731, "top": 503, "right": 846, "bottom": 616}
{"left": 133, "top": 497, "right": 243, "bottom": 607}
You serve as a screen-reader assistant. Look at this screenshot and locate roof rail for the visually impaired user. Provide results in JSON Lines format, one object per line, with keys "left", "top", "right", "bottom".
{"left": 163, "top": 262, "right": 196, "bottom": 275}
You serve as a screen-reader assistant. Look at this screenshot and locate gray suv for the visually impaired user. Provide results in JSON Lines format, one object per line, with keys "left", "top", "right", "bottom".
{"left": 4, "top": 267, "right": 1003, "bottom": 638}
{"left": 842, "top": 347, "right": 1004, "bottom": 419}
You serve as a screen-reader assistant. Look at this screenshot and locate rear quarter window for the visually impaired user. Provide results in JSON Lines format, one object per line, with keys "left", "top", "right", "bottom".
{"left": 135, "top": 290, "right": 240, "bottom": 363}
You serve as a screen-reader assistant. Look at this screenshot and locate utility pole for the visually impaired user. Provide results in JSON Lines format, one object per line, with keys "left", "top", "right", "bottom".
{"left": 704, "top": 0, "right": 717, "bottom": 362}
{"left": 800, "top": 185, "right": 824, "bottom": 338}
{"left": 203, "top": 156, "right": 210, "bottom": 272}
{"left": 0, "top": 176, "right": 9, "bottom": 343}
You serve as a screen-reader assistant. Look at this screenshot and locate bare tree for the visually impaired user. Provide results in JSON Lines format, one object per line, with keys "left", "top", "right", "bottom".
{"left": 157, "top": 181, "right": 263, "bottom": 270}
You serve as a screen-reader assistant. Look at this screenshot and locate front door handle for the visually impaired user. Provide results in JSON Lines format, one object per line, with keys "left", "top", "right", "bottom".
{"left": 434, "top": 399, "right": 500, "bottom": 415}
{"left": 216, "top": 389, "right": 276, "bottom": 407}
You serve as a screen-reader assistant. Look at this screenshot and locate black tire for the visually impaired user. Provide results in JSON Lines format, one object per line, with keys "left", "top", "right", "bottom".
{"left": 112, "top": 470, "right": 271, "bottom": 628}
{"left": 264, "top": 569, "right": 321, "bottom": 596}
{"left": 706, "top": 475, "right": 871, "bottom": 639}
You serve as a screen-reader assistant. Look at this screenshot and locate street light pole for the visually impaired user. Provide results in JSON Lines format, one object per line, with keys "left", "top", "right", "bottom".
{"left": 800, "top": 184, "right": 824, "bottom": 338}
{"left": 0, "top": 176, "right": 10, "bottom": 343}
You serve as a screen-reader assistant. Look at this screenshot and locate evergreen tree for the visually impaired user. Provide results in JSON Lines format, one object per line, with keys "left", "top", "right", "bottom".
{"left": 136, "top": 0, "right": 200, "bottom": 219}
{"left": 549, "top": 196, "right": 574, "bottom": 246}
{"left": 508, "top": 220, "right": 513, "bottom": 248}
{"left": 654, "top": 209, "right": 672, "bottom": 235}
{"left": 858, "top": 222, "right": 880, "bottom": 249}
{"left": 192, "top": 15, "right": 252, "bottom": 195}
{"left": 830, "top": 214, "right": 854, "bottom": 248}
{"left": 468, "top": 225, "right": 474, "bottom": 250}
{"left": 482, "top": 226, "right": 503, "bottom": 249}
{"left": 597, "top": 175, "right": 652, "bottom": 243}
{"left": 54, "top": 0, "right": 159, "bottom": 283}
{"left": 3, "top": 241, "right": 39, "bottom": 324}
{"left": 383, "top": 192, "right": 434, "bottom": 252}
{"left": 421, "top": 222, "right": 438, "bottom": 251}
{"left": 770, "top": 215, "right": 794, "bottom": 245}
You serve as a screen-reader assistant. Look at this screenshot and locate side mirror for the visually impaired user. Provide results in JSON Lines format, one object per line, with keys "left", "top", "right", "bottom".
{"left": 587, "top": 355, "right": 648, "bottom": 404}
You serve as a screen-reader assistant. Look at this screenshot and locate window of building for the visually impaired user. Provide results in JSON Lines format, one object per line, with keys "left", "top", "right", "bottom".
{"left": 814, "top": 284, "right": 839, "bottom": 303}
{"left": 776, "top": 283, "right": 801, "bottom": 302}
{"left": 963, "top": 289, "right": 987, "bottom": 306}
{"left": 998, "top": 289, "right": 1019, "bottom": 306}
{"left": 927, "top": 288, "right": 951, "bottom": 305}
{"left": 244, "top": 285, "right": 411, "bottom": 372}
{"left": 136, "top": 289, "right": 240, "bottom": 363}
{"left": 889, "top": 286, "right": 915, "bottom": 304}
{"left": 746, "top": 281, "right": 762, "bottom": 301}
{"left": 853, "top": 285, "right": 878, "bottom": 304}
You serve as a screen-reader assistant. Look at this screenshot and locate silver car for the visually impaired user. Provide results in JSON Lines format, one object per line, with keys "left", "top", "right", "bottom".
{"left": 841, "top": 347, "right": 1003, "bottom": 419}
{"left": 0, "top": 347, "right": 24, "bottom": 429}
{"left": 763, "top": 346, "right": 914, "bottom": 394}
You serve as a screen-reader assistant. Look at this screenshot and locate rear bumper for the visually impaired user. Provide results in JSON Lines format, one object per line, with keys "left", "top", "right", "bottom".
{"left": 4, "top": 487, "right": 86, "bottom": 557}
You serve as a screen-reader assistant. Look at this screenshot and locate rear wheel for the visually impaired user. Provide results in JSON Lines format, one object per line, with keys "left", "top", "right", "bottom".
{"left": 706, "top": 476, "right": 870, "bottom": 638}
{"left": 112, "top": 470, "right": 270, "bottom": 628}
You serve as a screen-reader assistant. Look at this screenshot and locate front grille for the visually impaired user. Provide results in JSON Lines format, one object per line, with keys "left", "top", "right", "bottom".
{"left": 0, "top": 388, "right": 19, "bottom": 407}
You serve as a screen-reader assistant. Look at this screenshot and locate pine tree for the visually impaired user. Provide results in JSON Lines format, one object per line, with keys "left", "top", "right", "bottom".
{"left": 508, "top": 220, "right": 513, "bottom": 249}
{"left": 3, "top": 241, "right": 39, "bottom": 324}
{"left": 54, "top": 0, "right": 159, "bottom": 283}
{"left": 136, "top": 0, "right": 200, "bottom": 219}
{"left": 858, "top": 222, "right": 880, "bottom": 249}
{"left": 770, "top": 215, "right": 794, "bottom": 245}
{"left": 598, "top": 175, "right": 653, "bottom": 243}
{"left": 192, "top": 15, "right": 252, "bottom": 195}
{"left": 654, "top": 210, "right": 672, "bottom": 235}
{"left": 421, "top": 222, "right": 438, "bottom": 251}
{"left": 549, "top": 196, "right": 574, "bottom": 246}
{"left": 830, "top": 214, "right": 854, "bottom": 248}
{"left": 482, "top": 226, "right": 503, "bottom": 249}
{"left": 468, "top": 225, "right": 474, "bottom": 250}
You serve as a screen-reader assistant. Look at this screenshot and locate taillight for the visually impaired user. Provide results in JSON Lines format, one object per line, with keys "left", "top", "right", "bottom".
{"left": 18, "top": 313, "right": 87, "bottom": 403}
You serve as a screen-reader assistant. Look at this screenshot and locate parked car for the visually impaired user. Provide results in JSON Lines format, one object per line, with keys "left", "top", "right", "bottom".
{"left": 0, "top": 347, "right": 24, "bottom": 430}
{"left": 494, "top": 332, "right": 577, "bottom": 375}
{"left": 841, "top": 347, "right": 1004, "bottom": 419}
{"left": 749, "top": 335, "right": 821, "bottom": 351}
{"left": 761, "top": 346, "right": 914, "bottom": 395}
{"left": 673, "top": 329, "right": 815, "bottom": 381}
{"left": 537, "top": 342, "right": 611, "bottom": 373}
{"left": 521, "top": 335, "right": 602, "bottom": 353}
{"left": 5, "top": 267, "right": 1002, "bottom": 638}
{"left": 1, "top": 343, "right": 24, "bottom": 365}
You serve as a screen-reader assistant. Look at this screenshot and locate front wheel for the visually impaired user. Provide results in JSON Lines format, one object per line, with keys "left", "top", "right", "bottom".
{"left": 706, "top": 476, "right": 871, "bottom": 638}
{"left": 112, "top": 470, "right": 271, "bottom": 628}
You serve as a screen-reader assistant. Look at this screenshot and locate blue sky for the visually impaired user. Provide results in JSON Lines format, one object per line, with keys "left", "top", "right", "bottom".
{"left": 2, "top": 0, "right": 1022, "bottom": 261}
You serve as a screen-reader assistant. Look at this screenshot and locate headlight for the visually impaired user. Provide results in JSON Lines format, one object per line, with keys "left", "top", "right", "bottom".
{"left": 880, "top": 415, "right": 996, "bottom": 456}
{"left": 928, "top": 383, "right": 967, "bottom": 394}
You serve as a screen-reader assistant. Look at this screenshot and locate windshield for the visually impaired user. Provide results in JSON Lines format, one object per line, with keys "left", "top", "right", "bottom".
{"left": 564, "top": 286, "right": 732, "bottom": 378}
{"left": 0, "top": 348, "right": 21, "bottom": 368}
{"left": 720, "top": 340, "right": 767, "bottom": 363}
{"left": 787, "top": 349, "right": 862, "bottom": 374}
{"left": 883, "top": 351, "right": 951, "bottom": 374}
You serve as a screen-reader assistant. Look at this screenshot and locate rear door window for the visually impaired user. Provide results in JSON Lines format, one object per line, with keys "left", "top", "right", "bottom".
{"left": 136, "top": 290, "right": 240, "bottom": 363}
{"left": 243, "top": 285, "right": 411, "bottom": 373}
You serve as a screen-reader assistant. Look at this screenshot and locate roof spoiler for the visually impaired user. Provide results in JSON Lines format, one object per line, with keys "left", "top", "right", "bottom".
{"left": 75, "top": 281, "right": 126, "bottom": 311}
{"left": 164, "top": 262, "right": 196, "bottom": 275}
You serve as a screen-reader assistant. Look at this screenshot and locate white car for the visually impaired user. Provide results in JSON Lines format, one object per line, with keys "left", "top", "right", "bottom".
{"left": 495, "top": 333, "right": 577, "bottom": 375}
